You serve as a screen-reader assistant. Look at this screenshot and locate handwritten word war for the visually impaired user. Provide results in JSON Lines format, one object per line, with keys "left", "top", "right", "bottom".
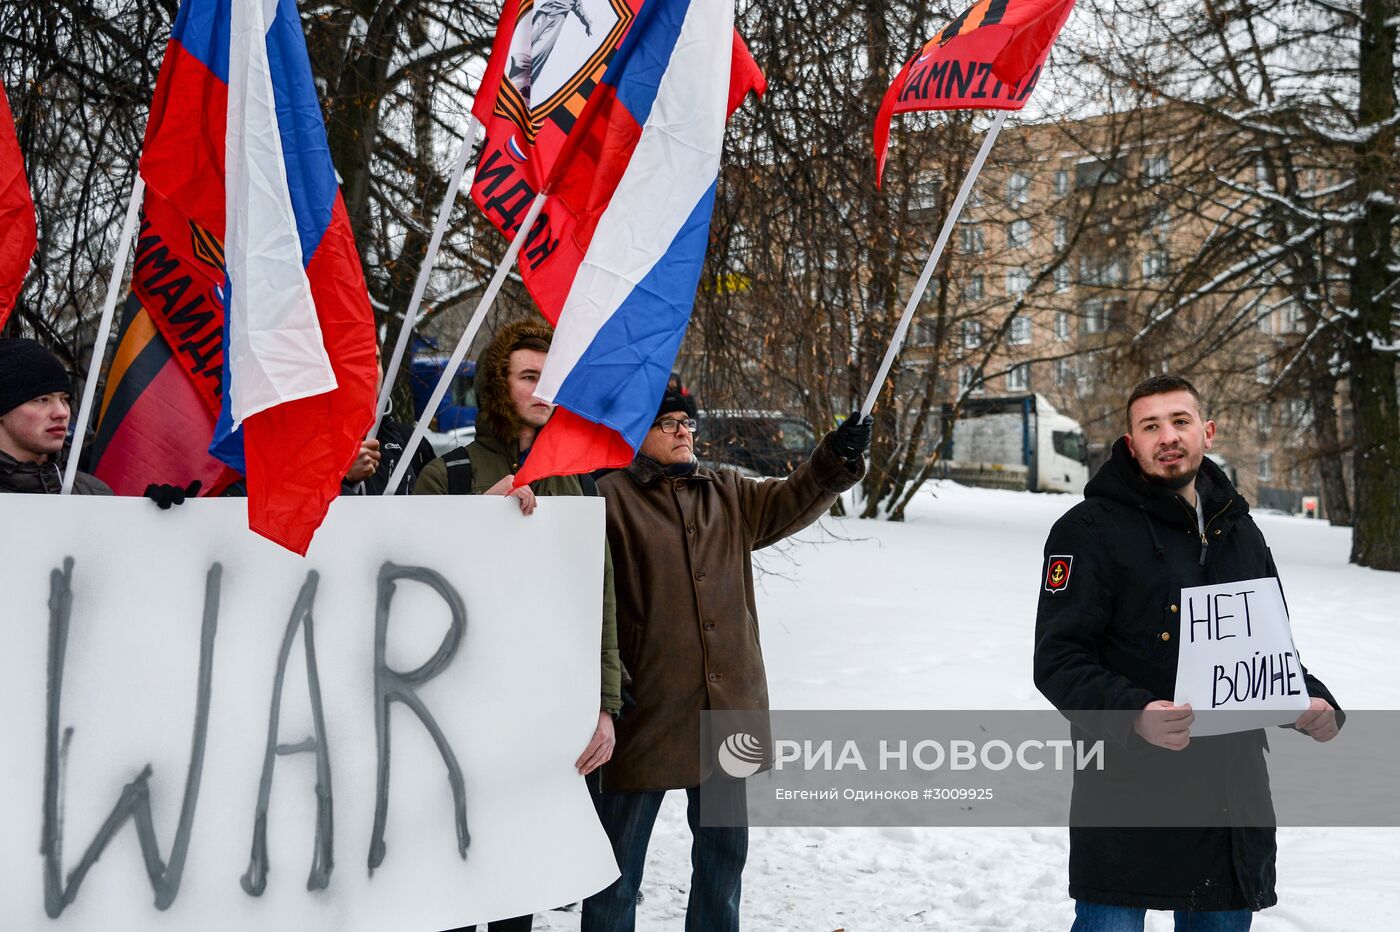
{"left": 41, "top": 558, "right": 471, "bottom": 918}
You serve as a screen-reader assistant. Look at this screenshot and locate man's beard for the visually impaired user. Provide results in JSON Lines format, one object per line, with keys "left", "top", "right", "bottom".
{"left": 1143, "top": 464, "right": 1198, "bottom": 491}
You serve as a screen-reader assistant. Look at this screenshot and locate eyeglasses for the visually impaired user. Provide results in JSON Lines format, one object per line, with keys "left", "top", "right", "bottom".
{"left": 653, "top": 417, "right": 698, "bottom": 435}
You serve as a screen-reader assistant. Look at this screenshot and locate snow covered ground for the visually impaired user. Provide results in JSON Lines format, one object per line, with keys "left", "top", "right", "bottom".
{"left": 539, "top": 482, "right": 1400, "bottom": 931}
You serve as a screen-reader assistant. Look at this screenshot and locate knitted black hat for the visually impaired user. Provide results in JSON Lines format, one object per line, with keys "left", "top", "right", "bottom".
{"left": 656, "top": 389, "right": 692, "bottom": 420}
{"left": 0, "top": 339, "right": 70, "bottom": 418}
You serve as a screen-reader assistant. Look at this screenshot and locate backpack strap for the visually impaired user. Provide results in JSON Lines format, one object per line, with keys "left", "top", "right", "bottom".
{"left": 578, "top": 472, "right": 599, "bottom": 497}
{"left": 442, "top": 446, "right": 474, "bottom": 496}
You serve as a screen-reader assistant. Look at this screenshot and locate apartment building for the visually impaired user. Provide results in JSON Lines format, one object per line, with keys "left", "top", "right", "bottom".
{"left": 906, "top": 105, "right": 1349, "bottom": 514}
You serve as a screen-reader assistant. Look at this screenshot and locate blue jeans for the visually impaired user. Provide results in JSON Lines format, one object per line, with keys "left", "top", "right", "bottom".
{"left": 581, "top": 773, "right": 747, "bottom": 932}
{"left": 1071, "top": 901, "right": 1252, "bottom": 932}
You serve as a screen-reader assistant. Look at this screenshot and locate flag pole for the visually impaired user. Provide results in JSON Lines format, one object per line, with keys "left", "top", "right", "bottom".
{"left": 62, "top": 173, "right": 146, "bottom": 494}
{"left": 859, "top": 108, "right": 1008, "bottom": 419}
{"left": 383, "top": 191, "right": 548, "bottom": 495}
{"left": 372, "top": 114, "right": 482, "bottom": 436}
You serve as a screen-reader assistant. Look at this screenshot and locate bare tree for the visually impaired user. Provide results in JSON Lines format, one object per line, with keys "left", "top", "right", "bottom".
{"left": 1083, "top": 0, "right": 1397, "bottom": 567}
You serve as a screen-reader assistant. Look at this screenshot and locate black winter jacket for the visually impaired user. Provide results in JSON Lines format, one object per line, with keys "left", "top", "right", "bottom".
{"left": 1034, "top": 437, "right": 1341, "bottom": 912}
{"left": 0, "top": 449, "right": 112, "bottom": 495}
{"left": 340, "top": 416, "right": 436, "bottom": 497}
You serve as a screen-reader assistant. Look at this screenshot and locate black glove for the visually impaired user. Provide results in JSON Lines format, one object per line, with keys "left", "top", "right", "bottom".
{"left": 830, "top": 411, "right": 873, "bottom": 462}
{"left": 144, "top": 480, "right": 202, "bottom": 510}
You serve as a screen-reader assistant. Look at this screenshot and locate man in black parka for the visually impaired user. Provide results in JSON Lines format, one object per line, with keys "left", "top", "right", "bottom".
{"left": 1034, "top": 375, "right": 1341, "bottom": 932}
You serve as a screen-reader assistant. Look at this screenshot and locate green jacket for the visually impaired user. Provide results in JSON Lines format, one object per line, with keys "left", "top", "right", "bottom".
{"left": 414, "top": 432, "right": 623, "bottom": 714}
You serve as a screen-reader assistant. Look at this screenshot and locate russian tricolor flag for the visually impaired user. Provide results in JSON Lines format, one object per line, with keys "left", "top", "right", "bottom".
{"left": 512, "top": 0, "right": 763, "bottom": 486}
{"left": 140, "top": 0, "right": 377, "bottom": 554}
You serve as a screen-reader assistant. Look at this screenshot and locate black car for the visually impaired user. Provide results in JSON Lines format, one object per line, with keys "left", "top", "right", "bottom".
{"left": 696, "top": 410, "right": 817, "bottom": 477}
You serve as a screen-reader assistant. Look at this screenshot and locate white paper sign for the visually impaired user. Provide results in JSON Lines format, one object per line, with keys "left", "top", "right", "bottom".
{"left": 0, "top": 496, "right": 619, "bottom": 931}
{"left": 1173, "top": 576, "right": 1311, "bottom": 737}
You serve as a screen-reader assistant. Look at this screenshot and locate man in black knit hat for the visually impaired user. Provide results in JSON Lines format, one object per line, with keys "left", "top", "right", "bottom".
{"left": 0, "top": 338, "right": 111, "bottom": 495}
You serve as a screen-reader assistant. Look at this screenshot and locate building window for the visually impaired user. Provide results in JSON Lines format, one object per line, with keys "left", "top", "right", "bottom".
{"left": 1142, "top": 250, "right": 1170, "bottom": 281}
{"left": 1006, "top": 267, "right": 1032, "bottom": 294}
{"left": 914, "top": 319, "right": 937, "bottom": 345}
{"left": 1150, "top": 208, "right": 1171, "bottom": 242}
{"left": 1078, "top": 353, "right": 1100, "bottom": 391}
{"left": 962, "top": 320, "right": 982, "bottom": 349}
{"left": 1256, "top": 355, "right": 1271, "bottom": 384}
{"left": 1054, "top": 311, "right": 1071, "bottom": 341}
{"left": 1006, "top": 172, "right": 1031, "bottom": 206}
{"left": 1284, "top": 302, "right": 1306, "bottom": 333}
{"left": 1257, "top": 403, "right": 1272, "bottom": 437}
{"left": 1054, "top": 217, "right": 1069, "bottom": 249}
{"left": 1082, "top": 299, "right": 1111, "bottom": 334}
{"left": 1257, "top": 309, "right": 1273, "bottom": 333}
{"left": 911, "top": 172, "right": 940, "bottom": 210}
{"left": 1054, "top": 264, "right": 1072, "bottom": 293}
{"left": 1055, "top": 358, "right": 1075, "bottom": 385}
{"left": 965, "top": 274, "right": 985, "bottom": 301}
{"left": 1008, "top": 315, "right": 1032, "bottom": 345}
{"left": 1079, "top": 255, "right": 1127, "bottom": 287}
{"left": 1289, "top": 398, "right": 1312, "bottom": 429}
{"left": 1143, "top": 153, "right": 1171, "bottom": 185}
{"left": 959, "top": 366, "right": 982, "bottom": 395}
{"left": 1076, "top": 155, "right": 1126, "bottom": 188}
{"left": 1053, "top": 169, "right": 1069, "bottom": 197}
{"left": 1007, "top": 218, "right": 1032, "bottom": 249}
{"left": 1258, "top": 453, "right": 1273, "bottom": 483}
{"left": 958, "top": 223, "right": 986, "bottom": 255}
{"left": 1006, "top": 363, "right": 1030, "bottom": 391}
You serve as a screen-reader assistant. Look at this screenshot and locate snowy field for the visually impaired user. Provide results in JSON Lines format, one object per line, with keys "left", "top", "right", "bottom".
{"left": 538, "top": 481, "right": 1400, "bottom": 931}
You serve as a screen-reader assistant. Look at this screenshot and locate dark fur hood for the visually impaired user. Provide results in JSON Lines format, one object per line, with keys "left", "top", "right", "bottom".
{"left": 474, "top": 318, "right": 554, "bottom": 445}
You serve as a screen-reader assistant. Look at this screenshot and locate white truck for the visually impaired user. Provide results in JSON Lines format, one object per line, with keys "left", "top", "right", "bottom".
{"left": 940, "top": 393, "right": 1090, "bottom": 493}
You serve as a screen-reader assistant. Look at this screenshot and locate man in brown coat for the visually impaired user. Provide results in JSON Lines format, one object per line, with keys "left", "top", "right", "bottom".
{"left": 581, "top": 392, "right": 871, "bottom": 932}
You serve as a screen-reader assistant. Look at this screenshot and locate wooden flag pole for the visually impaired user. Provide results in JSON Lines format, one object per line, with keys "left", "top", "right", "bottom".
{"left": 859, "top": 108, "right": 1008, "bottom": 419}
{"left": 382, "top": 191, "right": 548, "bottom": 495}
{"left": 62, "top": 174, "right": 146, "bottom": 494}
{"left": 372, "top": 115, "right": 482, "bottom": 436}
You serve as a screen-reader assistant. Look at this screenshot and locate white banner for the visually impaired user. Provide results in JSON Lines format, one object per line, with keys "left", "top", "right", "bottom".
{"left": 1172, "top": 576, "right": 1311, "bottom": 737}
{"left": 0, "top": 496, "right": 618, "bottom": 930}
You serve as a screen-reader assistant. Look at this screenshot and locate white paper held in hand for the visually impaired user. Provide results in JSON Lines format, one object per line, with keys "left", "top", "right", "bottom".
{"left": 1173, "top": 576, "right": 1311, "bottom": 737}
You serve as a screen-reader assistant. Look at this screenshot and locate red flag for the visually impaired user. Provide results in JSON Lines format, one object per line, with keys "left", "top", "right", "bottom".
{"left": 90, "top": 294, "right": 237, "bottom": 495}
{"left": 873, "top": 0, "right": 1076, "bottom": 184}
{"left": 0, "top": 80, "right": 37, "bottom": 329}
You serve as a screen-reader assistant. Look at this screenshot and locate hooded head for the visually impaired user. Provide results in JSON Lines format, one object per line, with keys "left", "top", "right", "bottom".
{"left": 474, "top": 318, "right": 556, "bottom": 446}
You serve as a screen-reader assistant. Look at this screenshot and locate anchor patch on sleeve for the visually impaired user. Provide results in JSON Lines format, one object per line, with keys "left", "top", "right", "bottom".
{"left": 1044, "top": 555, "right": 1073, "bottom": 594}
